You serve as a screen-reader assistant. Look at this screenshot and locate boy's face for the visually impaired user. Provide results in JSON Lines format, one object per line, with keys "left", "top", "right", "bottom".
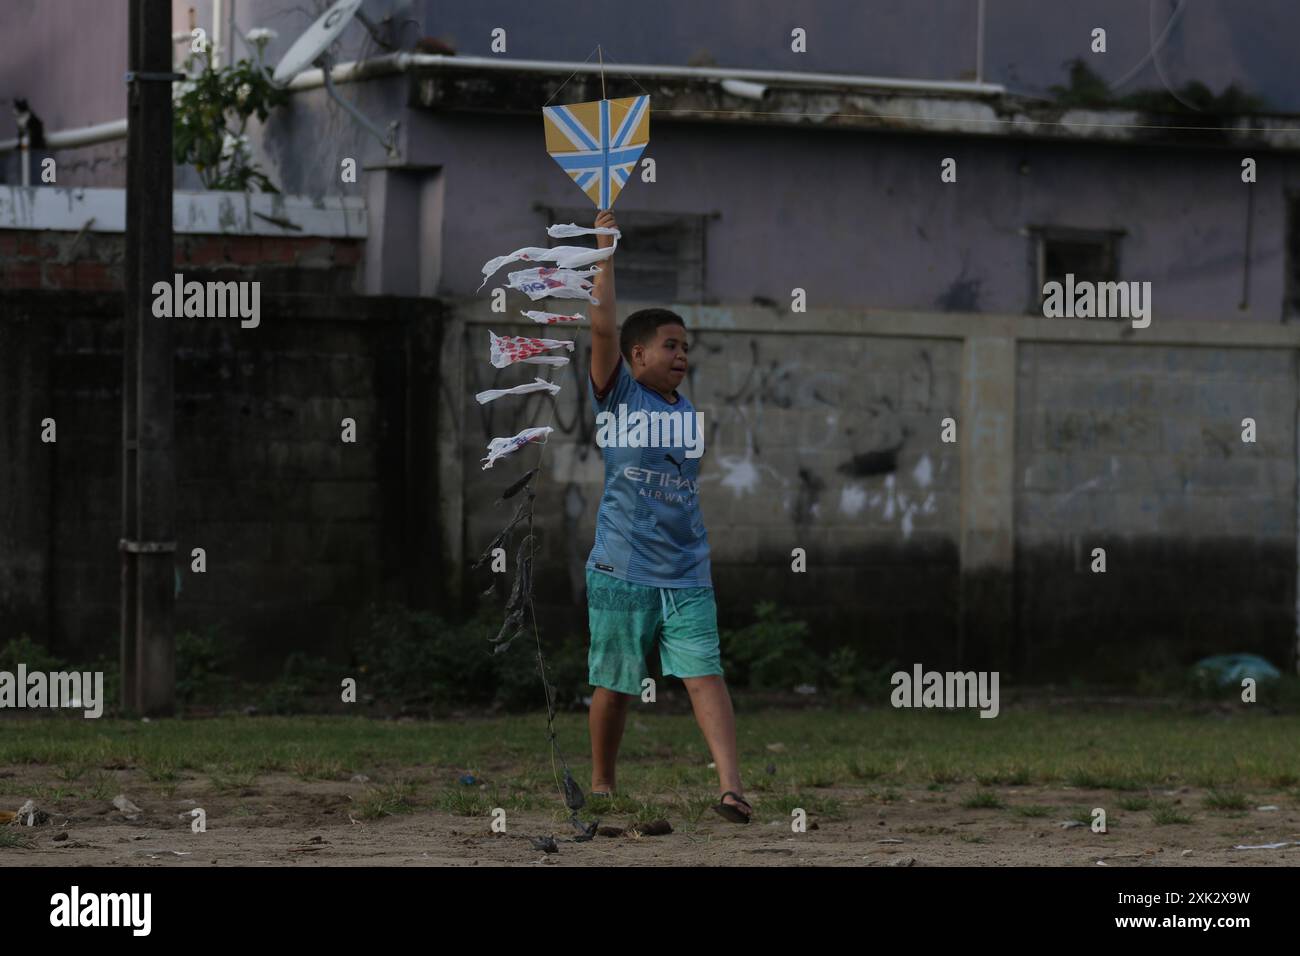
{"left": 631, "top": 323, "right": 689, "bottom": 394}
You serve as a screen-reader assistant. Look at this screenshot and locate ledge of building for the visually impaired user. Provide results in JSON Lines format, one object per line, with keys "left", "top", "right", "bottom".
{"left": 0, "top": 187, "right": 367, "bottom": 237}
{"left": 408, "top": 67, "right": 1300, "bottom": 151}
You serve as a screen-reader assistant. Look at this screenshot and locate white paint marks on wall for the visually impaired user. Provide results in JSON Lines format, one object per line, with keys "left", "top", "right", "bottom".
{"left": 718, "top": 453, "right": 762, "bottom": 495}
{"left": 1062, "top": 456, "right": 1120, "bottom": 501}
{"left": 858, "top": 469, "right": 937, "bottom": 540}
{"left": 839, "top": 484, "right": 867, "bottom": 516}
{"left": 912, "top": 453, "right": 933, "bottom": 488}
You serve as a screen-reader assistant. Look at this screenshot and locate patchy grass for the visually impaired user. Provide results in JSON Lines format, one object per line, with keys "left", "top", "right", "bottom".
{"left": 1067, "top": 806, "right": 1095, "bottom": 826}
{"left": 961, "top": 791, "right": 1005, "bottom": 810}
{"left": 1151, "top": 803, "right": 1194, "bottom": 826}
{"left": 207, "top": 768, "right": 258, "bottom": 793}
{"left": 1118, "top": 795, "right": 1153, "bottom": 812}
{"left": 352, "top": 781, "right": 417, "bottom": 820}
{"left": 0, "top": 708, "right": 1296, "bottom": 815}
{"left": 1203, "top": 791, "right": 1250, "bottom": 812}
{"left": 0, "top": 829, "right": 36, "bottom": 849}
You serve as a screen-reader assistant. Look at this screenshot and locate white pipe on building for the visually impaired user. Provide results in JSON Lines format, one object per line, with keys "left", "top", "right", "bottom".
{"left": 288, "top": 52, "right": 1007, "bottom": 97}
{"left": 212, "top": 0, "right": 223, "bottom": 69}
{"left": 0, "top": 118, "right": 130, "bottom": 153}
{"left": 0, "top": 54, "right": 1007, "bottom": 154}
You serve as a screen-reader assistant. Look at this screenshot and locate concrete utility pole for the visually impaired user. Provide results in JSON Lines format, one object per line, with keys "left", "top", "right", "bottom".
{"left": 121, "top": 0, "right": 177, "bottom": 715}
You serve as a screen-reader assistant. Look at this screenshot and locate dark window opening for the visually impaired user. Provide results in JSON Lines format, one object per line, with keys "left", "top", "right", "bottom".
{"left": 1028, "top": 226, "right": 1124, "bottom": 314}
{"left": 539, "top": 205, "right": 711, "bottom": 305}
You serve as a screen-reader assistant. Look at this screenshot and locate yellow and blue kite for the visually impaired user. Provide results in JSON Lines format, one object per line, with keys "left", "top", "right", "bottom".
{"left": 542, "top": 94, "right": 650, "bottom": 209}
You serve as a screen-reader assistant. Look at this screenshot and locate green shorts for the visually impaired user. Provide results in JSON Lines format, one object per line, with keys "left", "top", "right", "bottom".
{"left": 586, "top": 569, "right": 723, "bottom": 695}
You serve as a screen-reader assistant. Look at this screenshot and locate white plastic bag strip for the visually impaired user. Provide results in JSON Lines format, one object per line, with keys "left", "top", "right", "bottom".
{"left": 481, "top": 426, "right": 553, "bottom": 470}
{"left": 489, "top": 330, "right": 575, "bottom": 369}
{"left": 474, "top": 377, "right": 563, "bottom": 405}
{"left": 522, "top": 310, "right": 585, "bottom": 325}
{"left": 478, "top": 235, "right": 618, "bottom": 290}
{"left": 504, "top": 266, "right": 601, "bottom": 303}
{"left": 547, "top": 223, "right": 621, "bottom": 239}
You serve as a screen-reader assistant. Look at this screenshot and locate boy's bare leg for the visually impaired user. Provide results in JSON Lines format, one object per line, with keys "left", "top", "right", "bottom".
{"left": 682, "top": 674, "right": 750, "bottom": 817}
{"left": 589, "top": 687, "right": 633, "bottom": 793}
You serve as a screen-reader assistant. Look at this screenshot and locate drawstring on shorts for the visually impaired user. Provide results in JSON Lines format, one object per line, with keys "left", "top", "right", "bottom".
{"left": 660, "top": 588, "right": 678, "bottom": 621}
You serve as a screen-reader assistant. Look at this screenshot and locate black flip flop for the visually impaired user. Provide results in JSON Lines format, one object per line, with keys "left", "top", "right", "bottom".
{"left": 713, "top": 791, "right": 752, "bottom": 824}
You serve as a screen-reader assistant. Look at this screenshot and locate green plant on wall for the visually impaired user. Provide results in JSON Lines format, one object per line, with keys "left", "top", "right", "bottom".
{"left": 172, "top": 29, "right": 288, "bottom": 193}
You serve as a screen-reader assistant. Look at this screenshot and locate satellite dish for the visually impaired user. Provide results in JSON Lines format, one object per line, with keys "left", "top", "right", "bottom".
{"left": 273, "top": 0, "right": 366, "bottom": 85}
{"left": 272, "top": 0, "right": 400, "bottom": 157}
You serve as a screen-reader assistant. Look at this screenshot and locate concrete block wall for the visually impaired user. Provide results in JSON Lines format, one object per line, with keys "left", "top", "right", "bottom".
{"left": 0, "top": 291, "right": 441, "bottom": 673}
{"left": 1015, "top": 342, "right": 1297, "bottom": 680}
{"left": 453, "top": 306, "right": 967, "bottom": 664}
{"left": 449, "top": 302, "right": 1300, "bottom": 680}
{"left": 5, "top": 287, "right": 1298, "bottom": 682}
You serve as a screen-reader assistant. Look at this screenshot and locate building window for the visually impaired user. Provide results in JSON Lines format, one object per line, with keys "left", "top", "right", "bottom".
{"left": 539, "top": 205, "right": 711, "bottom": 304}
{"left": 1028, "top": 226, "right": 1124, "bottom": 314}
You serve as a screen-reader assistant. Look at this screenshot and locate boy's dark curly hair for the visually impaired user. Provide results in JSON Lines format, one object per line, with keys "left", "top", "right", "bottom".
{"left": 620, "top": 308, "right": 687, "bottom": 362}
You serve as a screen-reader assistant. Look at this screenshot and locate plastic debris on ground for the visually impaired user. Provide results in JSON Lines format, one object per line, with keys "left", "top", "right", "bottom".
{"left": 1190, "top": 653, "right": 1281, "bottom": 687}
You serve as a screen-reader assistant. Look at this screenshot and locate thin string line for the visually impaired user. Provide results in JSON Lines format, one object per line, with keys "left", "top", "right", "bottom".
{"left": 542, "top": 44, "right": 602, "bottom": 108}
{"left": 633, "top": 105, "right": 1298, "bottom": 135}
{"left": 518, "top": 364, "right": 570, "bottom": 806}
{"left": 590, "top": 45, "right": 655, "bottom": 100}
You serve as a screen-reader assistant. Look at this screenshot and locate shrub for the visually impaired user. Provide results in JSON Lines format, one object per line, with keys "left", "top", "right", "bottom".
{"left": 0, "top": 634, "right": 66, "bottom": 674}
{"left": 176, "top": 627, "right": 238, "bottom": 705}
{"left": 355, "top": 604, "right": 588, "bottom": 712}
{"left": 719, "top": 601, "right": 816, "bottom": 690}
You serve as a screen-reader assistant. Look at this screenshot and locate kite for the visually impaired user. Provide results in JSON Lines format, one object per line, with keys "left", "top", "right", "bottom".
{"left": 543, "top": 94, "right": 649, "bottom": 208}
{"left": 481, "top": 426, "right": 554, "bottom": 470}
{"left": 474, "top": 377, "right": 563, "bottom": 405}
{"left": 505, "top": 266, "right": 601, "bottom": 303}
{"left": 522, "top": 310, "right": 585, "bottom": 325}
{"left": 489, "top": 331, "right": 575, "bottom": 368}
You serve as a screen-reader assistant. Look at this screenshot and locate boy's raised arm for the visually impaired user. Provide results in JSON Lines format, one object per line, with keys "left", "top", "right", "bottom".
{"left": 589, "top": 209, "right": 619, "bottom": 392}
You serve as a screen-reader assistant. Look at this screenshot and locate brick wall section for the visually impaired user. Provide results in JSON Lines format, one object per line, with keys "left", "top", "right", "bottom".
{"left": 1015, "top": 343, "right": 1296, "bottom": 680}
{"left": 0, "top": 230, "right": 363, "bottom": 295}
{"left": 0, "top": 291, "right": 441, "bottom": 674}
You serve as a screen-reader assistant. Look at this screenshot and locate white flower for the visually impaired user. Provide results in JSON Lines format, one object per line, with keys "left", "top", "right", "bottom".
{"left": 236, "top": 82, "right": 252, "bottom": 105}
{"left": 246, "top": 27, "right": 277, "bottom": 46}
{"left": 220, "top": 132, "right": 250, "bottom": 160}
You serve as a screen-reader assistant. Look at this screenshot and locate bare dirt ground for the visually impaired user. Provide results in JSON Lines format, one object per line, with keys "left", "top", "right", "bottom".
{"left": 3, "top": 767, "right": 1298, "bottom": 866}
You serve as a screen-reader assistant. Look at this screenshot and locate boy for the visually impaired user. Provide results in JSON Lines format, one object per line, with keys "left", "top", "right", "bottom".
{"left": 584, "top": 209, "right": 751, "bottom": 823}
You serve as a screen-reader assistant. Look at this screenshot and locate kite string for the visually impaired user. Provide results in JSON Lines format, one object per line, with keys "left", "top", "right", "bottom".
{"left": 542, "top": 44, "right": 602, "bottom": 108}
{"left": 586, "top": 45, "right": 655, "bottom": 102}
{"left": 518, "top": 363, "right": 572, "bottom": 803}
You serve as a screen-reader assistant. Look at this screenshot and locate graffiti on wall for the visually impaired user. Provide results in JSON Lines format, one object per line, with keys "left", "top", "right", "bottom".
{"left": 463, "top": 327, "right": 952, "bottom": 596}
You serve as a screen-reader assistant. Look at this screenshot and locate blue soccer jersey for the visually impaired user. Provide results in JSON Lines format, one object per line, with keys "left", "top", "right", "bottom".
{"left": 587, "top": 355, "right": 712, "bottom": 589}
